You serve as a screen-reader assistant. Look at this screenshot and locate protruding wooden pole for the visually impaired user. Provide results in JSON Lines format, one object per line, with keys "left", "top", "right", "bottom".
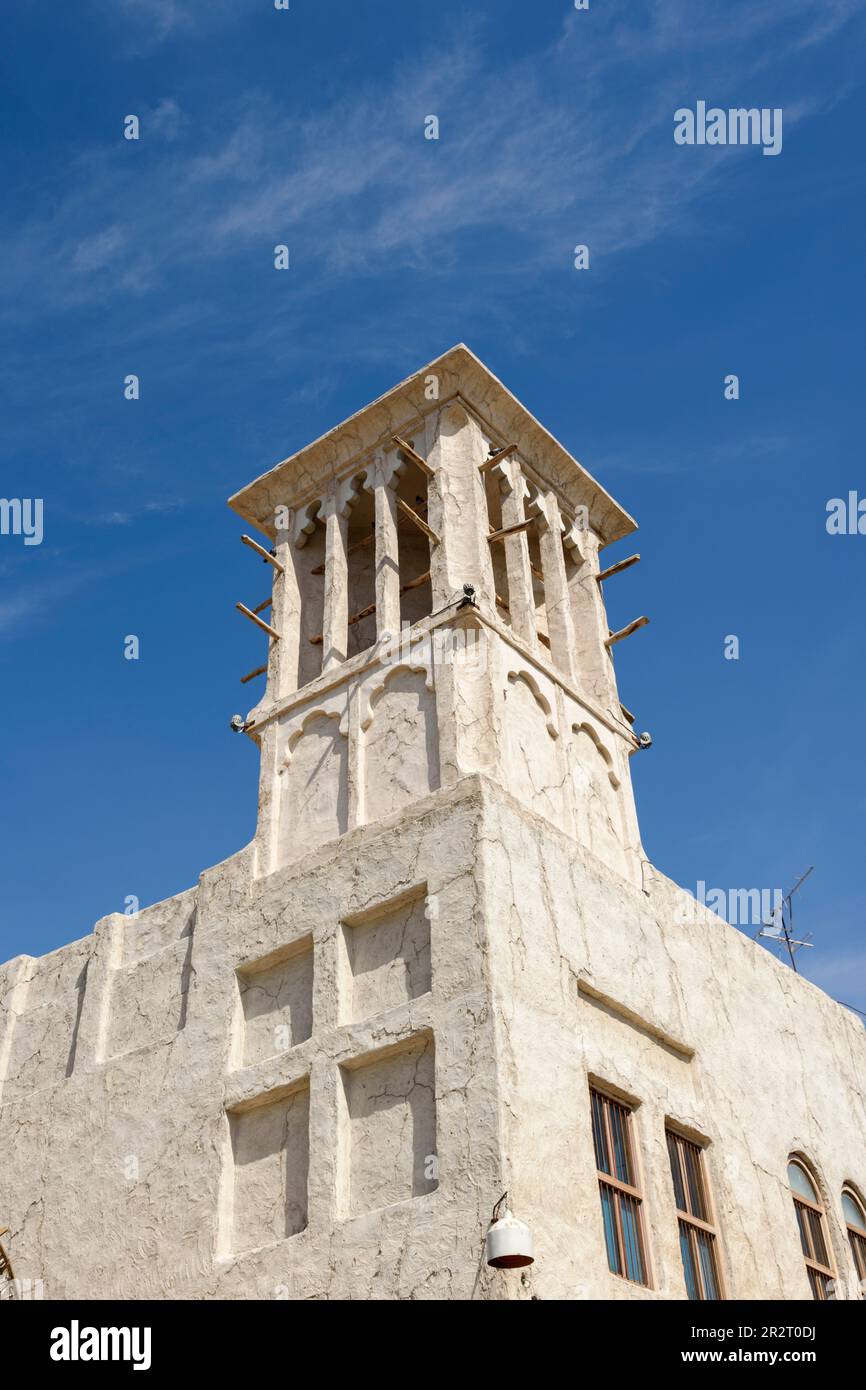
{"left": 478, "top": 444, "right": 518, "bottom": 474}
{"left": 396, "top": 496, "right": 440, "bottom": 545}
{"left": 240, "top": 664, "right": 268, "bottom": 684}
{"left": 596, "top": 553, "right": 640, "bottom": 583}
{"left": 241, "top": 534, "right": 284, "bottom": 573}
{"left": 236, "top": 602, "right": 280, "bottom": 640}
{"left": 392, "top": 435, "right": 436, "bottom": 478}
{"left": 605, "top": 615, "right": 649, "bottom": 647}
{"left": 487, "top": 517, "right": 535, "bottom": 544}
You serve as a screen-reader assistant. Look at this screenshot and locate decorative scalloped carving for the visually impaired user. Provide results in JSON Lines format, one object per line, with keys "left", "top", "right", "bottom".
{"left": 572, "top": 720, "right": 619, "bottom": 788}
{"left": 506, "top": 670, "right": 558, "bottom": 739}
{"left": 281, "top": 705, "right": 349, "bottom": 770}
{"left": 363, "top": 449, "right": 407, "bottom": 494}
{"left": 359, "top": 659, "right": 435, "bottom": 733}
{"left": 291, "top": 500, "right": 321, "bottom": 549}
{"left": 320, "top": 472, "right": 364, "bottom": 521}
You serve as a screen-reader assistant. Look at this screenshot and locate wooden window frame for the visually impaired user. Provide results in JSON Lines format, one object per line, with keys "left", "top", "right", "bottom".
{"left": 842, "top": 1187, "right": 866, "bottom": 1284}
{"left": 589, "top": 1085, "right": 651, "bottom": 1288}
{"left": 789, "top": 1158, "right": 836, "bottom": 1300}
{"left": 666, "top": 1128, "right": 725, "bottom": 1301}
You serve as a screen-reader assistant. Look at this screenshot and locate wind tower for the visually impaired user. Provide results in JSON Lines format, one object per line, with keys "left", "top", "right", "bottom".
{"left": 232, "top": 343, "right": 648, "bottom": 890}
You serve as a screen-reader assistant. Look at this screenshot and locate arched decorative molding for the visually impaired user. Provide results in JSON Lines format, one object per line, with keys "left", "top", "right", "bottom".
{"left": 362, "top": 448, "right": 406, "bottom": 495}
{"left": 526, "top": 487, "right": 563, "bottom": 537}
{"left": 359, "top": 658, "right": 435, "bottom": 733}
{"left": 320, "top": 471, "right": 365, "bottom": 523}
{"left": 506, "top": 669, "right": 558, "bottom": 739}
{"left": 562, "top": 512, "right": 588, "bottom": 562}
{"left": 291, "top": 499, "right": 322, "bottom": 549}
{"left": 280, "top": 703, "right": 349, "bottom": 771}
{"left": 572, "top": 720, "right": 620, "bottom": 789}
{"left": 494, "top": 456, "right": 529, "bottom": 501}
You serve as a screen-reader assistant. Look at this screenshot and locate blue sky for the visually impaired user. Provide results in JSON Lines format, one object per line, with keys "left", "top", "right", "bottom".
{"left": 1, "top": 0, "right": 864, "bottom": 1012}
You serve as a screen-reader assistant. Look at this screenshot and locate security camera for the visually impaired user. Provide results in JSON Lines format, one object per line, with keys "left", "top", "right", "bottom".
{"left": 230, "top": 715, "right": 246, "bottom": 733}
{"left": 637, "top": 731, "right": 653, "bottom": 749}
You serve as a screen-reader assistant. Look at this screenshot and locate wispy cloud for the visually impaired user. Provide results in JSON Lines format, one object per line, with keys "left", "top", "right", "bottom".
{"left": 4, "top": 2, "right": 861, "bottom": 332}
{"left": 85, "top": 499, "right": 185, "bottom": 527}
{"left": 0, "top": 522, "right": 186, "bottom": 638}
{"left": 91, "top": 0, "right": 244, "bottom": 54}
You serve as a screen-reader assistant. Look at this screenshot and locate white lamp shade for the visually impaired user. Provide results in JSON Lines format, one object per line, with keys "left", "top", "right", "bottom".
{"left": 486, "top": 1209, "right": 534, "bottom": 1269}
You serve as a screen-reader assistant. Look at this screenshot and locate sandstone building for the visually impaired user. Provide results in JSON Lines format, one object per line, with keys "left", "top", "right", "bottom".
{"left": 2, "top": 345, "right": 865, "bottom": 1301}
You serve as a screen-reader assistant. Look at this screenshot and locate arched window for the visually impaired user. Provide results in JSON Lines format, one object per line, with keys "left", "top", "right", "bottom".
{"left": 842, "top": 1188, "right": 866, "bottom": 1284}
{"left": 788, "top": 1158, "right": 835, "bottom": 1299}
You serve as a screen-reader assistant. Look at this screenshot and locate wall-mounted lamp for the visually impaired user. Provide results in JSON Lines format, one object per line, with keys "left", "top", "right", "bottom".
{"left": 485, "top": 1192, "right": 534, "bottom": 1269}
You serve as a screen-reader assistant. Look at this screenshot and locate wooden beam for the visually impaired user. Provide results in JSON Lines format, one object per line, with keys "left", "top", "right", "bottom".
{"left": 396, "top": 495, "right": 440, "bottom": 545}
{"left": 487, "top": 521, "right": 542, "bottom": 580}
{"left": 236, "top": 602, "right": 280, "bottom": 640}
{"left": 310, "top": 530, "right": 375, "bottom": 575}
{"left": 309, "top": 572, "right": 431, "bottom": 644}
{"left": 241, "top": 534, "right": 284, "bottom": 573}
{"left": 392, "top": 435, "right": 435, "bottom": 478}
{"left": 400, "top": 569, "right": 431, "bottom": 595}
{"left": 240, "top": 664, "right": 268, "bottom": 685}
{"left": 488, "top": 517, "right": 535, "bottom": 544}
{"left": 605, "top": 615, "right": 649, "bottom": 648}
{"left": 596, "top": 553, "right": 640, "bottom": 583}
{"left": 478, "top": 444, "right": 518, "bottom": 475}
{"left": 252, "top": 597, "right": 273, "bottom": 615}
{"left": 494, "top": 525, "right": 542, "bottom": 581}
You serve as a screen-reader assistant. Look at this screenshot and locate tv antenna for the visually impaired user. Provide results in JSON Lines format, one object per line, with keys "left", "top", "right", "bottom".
{"left": 755, "top": 866, "right": 815, "bottom": 972}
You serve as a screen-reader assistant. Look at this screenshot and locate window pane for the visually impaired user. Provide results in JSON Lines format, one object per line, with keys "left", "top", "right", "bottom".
{"left": 807, "top": 1267, "right": 830, "bottom": 1301}
{"left": 849, "top": 1230, "right": 866, "bottom": 1280}
{"left": 620, "top": 1192, "right": 646, "bottom": 1284}
{"left": 679, "top": 1221, "right": 700, "bottom": 1300}
{"left": 591, "top": 1091, "right": 609, "bottom": 1174}
{"left": 788, "top": 1161, "right": 818, "bottom": 1203}
{"left": 794, "top": 1202, "right": 811, "bottom": 1259}
{"left": 683, "top": 1141, "right": 707, "bottom": 1221}
{"left": 842, "top": 1191, "right": 866, "bottom": 1234}
{"left": 609, "top": 1102, "right": 631, "bottom": 1185}
{"left": 807, "top": 1207, "right": 829, "bottom": 1268}
{"left": 599, "top": 1182, "right": 620, "bottom": 1275}
{"left": 696, "top": 1228, "right": 720, "bottom": 1300}
{"left": 667, "top": 1132, "right": 687, "bottom": 1212}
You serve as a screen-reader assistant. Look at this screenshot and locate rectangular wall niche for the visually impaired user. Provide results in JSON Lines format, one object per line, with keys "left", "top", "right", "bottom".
{"left": 235, "top": 937, "right": 313, "bottom": 1069}
{"left": 340, "top": 888, "right": 431, "bottom": 1025}
{"left": 226, "top": 1082, "right": 309, "bottom": 1255}
{"left": 339, "top": 1032, "right": 437, "bottom": 1217}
